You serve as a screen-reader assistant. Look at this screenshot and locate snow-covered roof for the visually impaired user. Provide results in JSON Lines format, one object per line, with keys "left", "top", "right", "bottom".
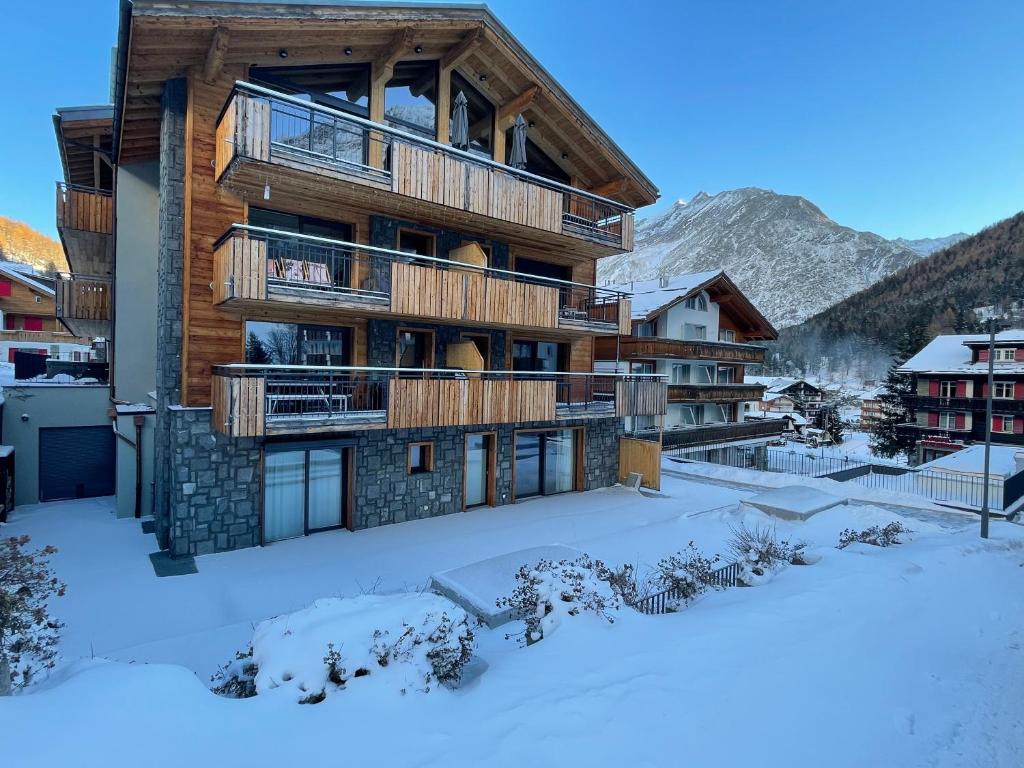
{"left": 898, "top": 332, "right": 1024, "bottom": 374}
{"left": 611, "top": 270, "right": 723, "bottom": 320}
{"left": 0, "top": 262, "right": 55, "bottom": 297}
{"left": 916, "top": 444, "right": 1024, "bottom": 479}
{"left": 745, "top": 375, "right": 807, "bottom": 394}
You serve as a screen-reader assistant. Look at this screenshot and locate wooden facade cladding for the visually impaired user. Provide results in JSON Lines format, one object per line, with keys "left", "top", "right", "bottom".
{"left": 55, "top": 276, "right": 111, "bottom": 322}
{"left": 595, "top": 336, "right": 768, "bottom": 364}
{"left": 387, "top": 378, "right": 555, "bottom": 429}
{"left": 667, "top": 384, "right": 766, "bottom": 403}
{"left": 618, "top": 436, "right": 661, "bottom": 490}
{"left": 212, "top": 374, "right": 267, "bottom": 438}
{"left": 213, "top": 86, "right": 636, "bottom": 260}
{"left": 55, "top": 185, "right": 113, "bottom": 235}
{"left": 615, "top": 379, "right": 668, "bottom": 417}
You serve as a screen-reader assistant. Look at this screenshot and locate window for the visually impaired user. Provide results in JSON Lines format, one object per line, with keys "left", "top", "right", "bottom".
{"left": 246, "top": 322, "right": 351, "bottom": 366}
{"left": 938, "top": 380, "right": 956, "bottom": 398}
{"left": 679, "top": 405, "right": 703, "bottom": 426}
{"left": 938, "top": 412, "right": 957, "bottom": 429}
{"left": 250, "top": 63, "right": 370, "bottom": 117}
{"left": 694, "top": 365, "right": 715, "bottom": 384}
{"left": 631, "top": 362, "right": 655, "bottom": 375}
{"left": 995, "top": 348, "right": 1016, "bottom": 362}
{"left": 514, "top": 429, "right": 578, "bottom": 499}
{"left": 450, "top": 71, "right": 494, "bottom": 158}
{"left": 263, "top": 446, "right": 347, "bottom": 543}
{"left": 994, "top": 416, "right": 1015, "bottom": 433}
{"left": 0, "top": 280, "right": 11, "bottom": 297}
{"left": 249, "top": 208, "right": 354, "bottom": 289}
{"left": 512, "top": 340, "right": 566, "bottom": 373}
{"left": 385, "top": 61, "right": 438, "bottom": 140}
{"left": 683, "top": 293, "right": 708, "bottom": 311}
{"left": 503, "top": 134, "right": 570, "bottom": 184}
{"left": 993, "top": 382, "right": 1015, "bottom": 399}
{"left": 23, "top": 317, "right": 43, "bottom": 332}
{"left": 397, "top": 330, "right": 434, "bottom": 369}
{"left": 671, "top": 364, "right": 690, "bottom": 384}
{"left": 397, "top": 229, "right": 436, "bottom": 260}
{"left": 717, "top": 367, "right": 735, "bottom": 384}
{"left": 683, "top": 323, "right": 707, "bottom": 341}
{"left": 719, "top": 329, "right": 736, "bottom": 343}
{"left": 705, "top": 404, "right": 728, "bottom": 423}
{"left": 634, "top": 321, "right": 657, "bottom": 338}
{"left": 408, "top": 442, "right": 434, "bottom": 474}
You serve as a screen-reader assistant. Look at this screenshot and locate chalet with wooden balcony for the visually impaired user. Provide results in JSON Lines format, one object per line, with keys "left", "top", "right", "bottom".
{"left": 897, "top": 331, "right": 1024, "bottom": 464}
{"left": 101, "top": 0, "right": 663, "bottom": 556}
{"left": 595, "top": 271, "right": 781, "bottom": 449}
{"left": 53, "top": 105, "right": 114, "bottom": 339}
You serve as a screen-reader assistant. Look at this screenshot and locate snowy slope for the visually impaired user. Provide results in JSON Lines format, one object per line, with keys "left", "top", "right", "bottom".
{"left": 598, "top": 188, "right": 941, "bottom": 328}
{"left": 893, "top": 232, "right": 969, "bottom": 256}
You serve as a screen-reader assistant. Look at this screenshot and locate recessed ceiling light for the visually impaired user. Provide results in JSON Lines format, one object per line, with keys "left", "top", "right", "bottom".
{"left": 414, "top": 45, "right": 423, "bottom": 54}
{"left": 278, "top": 49, "right": 288, "bottom": 59}
{"left": 479, "top": 74, "right": 488, "bottom": 82}
{"left": 344, "top": 47, "right": 353, "bottom": 56}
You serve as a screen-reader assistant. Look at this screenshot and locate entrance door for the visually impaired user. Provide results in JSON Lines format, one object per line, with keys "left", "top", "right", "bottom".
{"left": 514, "top": 429, "right": 578, "bottom": 500}
{"left": 264, "top": 446, "right": 347, "bottom": 543}
{"left": 465, "top": 433, "right": 495, "bottom": 508}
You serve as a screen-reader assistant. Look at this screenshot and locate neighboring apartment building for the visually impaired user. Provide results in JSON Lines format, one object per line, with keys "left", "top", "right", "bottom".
{"left": 0, "top": 263, "right": 91, "bottom": 365}
{"left": 897, "top": 331, "right": 1024, "bottom": 464}
{"left": 594, "top": 271, "right": 780, "bottom": 449}
{"left": 745, "top": 376, "right": 827, "bottom": 421}
{"left": 70, "top": 1, "right": 667, "bottom": 555}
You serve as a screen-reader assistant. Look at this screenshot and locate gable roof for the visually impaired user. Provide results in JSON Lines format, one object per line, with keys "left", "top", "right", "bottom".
{"left": 612, "top": 270, "right": 777, "bottom": 340}
{"left": 897, "top": 331, "right": 1024, "bottom": 375}
{"left": 745, "top": 376, "right": 821, "bottom": 395}
{"left": 113, "top": 0, "right": 658, "bottom": 206}
{"left": 0, "top": 263, "right": 56, "bottom": 297}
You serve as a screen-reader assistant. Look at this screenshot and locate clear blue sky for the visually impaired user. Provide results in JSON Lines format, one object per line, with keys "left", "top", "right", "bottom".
{"left": 5, "top": 0, "right": 1023, "bottom": 240}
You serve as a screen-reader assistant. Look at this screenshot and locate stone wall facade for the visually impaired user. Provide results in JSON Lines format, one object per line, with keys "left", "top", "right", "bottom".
{"left": 368, "top": 214, "right": 510, "bottom": 269}
{"left": 367, "top": 319, "right": 507, "bottom": 370}
{"left": 153, "top": 78, "right": 187, "bottom": 550}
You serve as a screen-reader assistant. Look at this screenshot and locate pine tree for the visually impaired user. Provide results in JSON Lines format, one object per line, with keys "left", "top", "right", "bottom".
{"left": 245, "top": 332, "right": 271, "bottom": 364}
{"left": 869, "top": 328, "right": 923, "bottom": 460}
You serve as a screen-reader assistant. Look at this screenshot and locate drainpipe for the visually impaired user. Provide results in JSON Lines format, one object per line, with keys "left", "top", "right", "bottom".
{"left": 111, "top": 411, "right": 145, "bottom": 519}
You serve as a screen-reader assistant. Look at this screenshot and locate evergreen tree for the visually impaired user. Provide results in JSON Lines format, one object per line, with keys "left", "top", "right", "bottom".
{"left": 245, "top": 332, "right": 271, "bottom": 364}
{"left": 869, "top": 328, "right": 923, "bottom": 460}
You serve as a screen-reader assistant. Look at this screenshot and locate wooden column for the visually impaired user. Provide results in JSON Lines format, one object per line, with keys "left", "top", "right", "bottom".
{"left": 436, "top": 66, "right": 452, "bottom": 145}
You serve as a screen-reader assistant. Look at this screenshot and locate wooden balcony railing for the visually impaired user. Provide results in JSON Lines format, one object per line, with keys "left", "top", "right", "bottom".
{"left": 667, "top": 383, "right": 766, "bottom": 403}
{"left": 661, "top": 419, "right": 788, "bottom": 449}
{"left": 55, "top": 275, "right": 112, "bottom": 322}
{"left": 214, "top": 225, "right": 631, "bottom": 334}
{"left": 904, "top": 395, "right": 1024, "bottom": 414}
{"left": 215, "top": 83, "right": 636, "bottom": 255}
{"left": 56, "top": 183, "right": 113, "bottom": 235}
{"left": 211, "top": 366, "right": 666, "bottom": 438}
{"left": 596, "top": 336, "right": 767, "bottom": 364}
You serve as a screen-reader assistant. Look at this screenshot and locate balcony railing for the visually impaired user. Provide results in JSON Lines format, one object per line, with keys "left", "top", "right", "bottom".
{"left": 56, "top": 183, "right": 113, "bottom": 235}
{"left": 596, "top": 336, "right": 767, "bottom": 364}
{"left": 55, "top": 275, "right": 112, "bottom": 322}
{"left": 211, "top": 365, "right": 667, "bottom": 438}
{"left": 661, "top": 418, "right": 789, "bottom": 449}
{"left": 905, "top": 395, "right": 1024, "bottom": 414}
{"left": 215, "top": 82, "right": 635, "bottom": 253}
{"left": 214, "top": 225, "right": 631, "bottom": 334}
{"left": 667, "top": 383, "right": 766, "bottom": 402}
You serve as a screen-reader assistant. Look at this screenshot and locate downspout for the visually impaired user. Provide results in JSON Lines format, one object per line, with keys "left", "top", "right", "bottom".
{"left": 111, "top": 412, "right": 144, "bottom": 519}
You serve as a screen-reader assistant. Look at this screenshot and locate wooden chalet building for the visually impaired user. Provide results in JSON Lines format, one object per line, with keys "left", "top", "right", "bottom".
{"left": 897, "top": 331, "right": 1024, "bottom": 464}
{"left": 594, "top": 271, "right": 782, "bottom": 450}
{"left": 78, "top": 0, "right": 667, "bottom": 555}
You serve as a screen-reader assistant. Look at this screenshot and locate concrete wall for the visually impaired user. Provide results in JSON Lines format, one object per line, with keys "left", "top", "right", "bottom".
{"left": 658, "top": 292, "right": 721, "bottom": 341}
{"left": 115, "top": 410, "right": 155, "bottom": 519}
{"left": 114, "top": 161, "right": 159, "bottom": 404}
{"left": 1, "top": 384, "right": 111, "bottom": 505}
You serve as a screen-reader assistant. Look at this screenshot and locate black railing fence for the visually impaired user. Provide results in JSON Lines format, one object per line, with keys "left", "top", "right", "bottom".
{"left": 634, "top": 561, "right": 742, "bottom": 615}
{"left": 666, "top": 440, "right": 1021, "bottom": 511}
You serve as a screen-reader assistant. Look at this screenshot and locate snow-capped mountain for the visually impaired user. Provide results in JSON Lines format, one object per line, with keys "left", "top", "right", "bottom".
{"left": 892, "top": 232, "right": 969, "bottom": 256}
{"left": 598, "top": 188, "right": 955, "bottom": 328}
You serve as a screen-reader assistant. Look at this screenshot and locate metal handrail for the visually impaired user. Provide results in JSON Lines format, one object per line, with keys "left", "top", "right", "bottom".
{"left": 214, "top": 363, "right": 665, "bottom": 379}
{"left": 228, "top": 81, "right": 635, "bottom": 214}
{"left": 218, "top": 224, "right": 631, "bottom": 300}
{"left": 55, "top": 181, "right": 112, "bottom": 197}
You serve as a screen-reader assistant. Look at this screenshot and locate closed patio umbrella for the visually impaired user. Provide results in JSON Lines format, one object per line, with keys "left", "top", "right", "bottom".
{"left": 510, "top": 113, "right": 528, "bottom": 170}
{"left": 450, "top": 91, "right": 469, "bottom": 150}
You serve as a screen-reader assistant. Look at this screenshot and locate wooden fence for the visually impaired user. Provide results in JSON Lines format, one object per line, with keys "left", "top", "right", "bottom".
{"left": 619, "top": 436, "right": 662, "bottom": 490}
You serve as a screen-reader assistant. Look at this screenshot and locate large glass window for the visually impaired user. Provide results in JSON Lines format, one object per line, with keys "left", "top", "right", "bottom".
{"left": 694, "top": 364, "right": 715, "bottom": 384}
{"left": 450, "top": 71, "right": 494, "bottom": 157}
{"left": 515, "top": 429, "right": 577, "bottom": 499}
{"left": 465, "top": 433, "right": 494, "bottom": 508}
{"left": 385, "top": 61, "right": 437, "bottom": 140}
{"left": 264, "top": 446, "right": 346, "bottom": 543}
{"left": 684, "top": 323, "right": 707, "bottom": 341}
{"left": 512, "top": 340, "right": 567, "bottom": 372}
{"left": 398, "top": 330, "right": 434, "bottom": 369}
{"left": 503, "top": 134, "right": 570, "bottom": 184}
{"left": 249, "top": 209, "right": 354, "bottom": 290}
{"left": 245, "top": 322, "right": 351, "bottom": 367}
{"left": 250, "top": 63, "right": 370, "bottom": 117}
{"left": 672, "top": 364, "right": 690, "bottom": 384}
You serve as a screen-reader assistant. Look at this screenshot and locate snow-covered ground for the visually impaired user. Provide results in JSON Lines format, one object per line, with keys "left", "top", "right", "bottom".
{"left": 2, "top": 477, "right": 1023, "bottom": 767}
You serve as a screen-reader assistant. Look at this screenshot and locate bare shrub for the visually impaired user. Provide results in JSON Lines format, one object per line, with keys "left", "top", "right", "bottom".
{"left": 654, "top": 542, "right": 721, "bottom": 608}
{"left": 837, "top": 521, "right": 909, "bottom": 549}
{"left": 210, "top": 647, "right": 258, "bottom": 698}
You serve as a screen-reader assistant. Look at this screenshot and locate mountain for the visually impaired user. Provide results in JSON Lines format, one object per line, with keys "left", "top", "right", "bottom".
{"left": 598, "top": 188, "right": 932, "bottom": 328}
{"left": 0, "top": 216, "right": 67, "bottom": 274}
{"left": 893, "top": 232, "right": 969, "bottom": 256}
{"left": 793, "top": 211, "right": 1024, "bottom": 351}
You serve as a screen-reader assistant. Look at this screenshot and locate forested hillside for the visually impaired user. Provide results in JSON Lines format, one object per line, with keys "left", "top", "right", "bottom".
{"left": 0, "top": 216, "right": 67, "bottom": 274}
{"left": 767, "top": 212, "right": 1024, "bottom": 379}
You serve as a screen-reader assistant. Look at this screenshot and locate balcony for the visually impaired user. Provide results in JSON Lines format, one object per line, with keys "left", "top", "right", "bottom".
{"left": 213, "top": 226, "right": 631, "bottom": 335}
{"left": 667, "top": 383, "right": 766, "bottom": 403}
{"left": 211, "top": 366, "right": 667, "bottom": 438}
{"left": 214, "top": 83, "right": 636, "bottom": 259}
{"left": 55, "top": 183, "right": 113, "bottom": 276}
{"left": 596, "top": 336, "right": 767, "bottom": 364}
{"left": 55, "top": 275, "right": 111, "bottom": 338}
{"left": 661, "top": 418, "right": 788, "bottom": 449}
{"left": 905, "top": 395, "right": 1024, "bottom": 414}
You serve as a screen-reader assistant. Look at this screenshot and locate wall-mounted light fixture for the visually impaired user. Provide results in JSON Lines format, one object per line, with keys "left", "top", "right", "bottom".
{"left": 344, "top": 47, "right": 353, "bottom": 56}
{"left": 278, "top": 49, "right": 288, "bottom": 59}
{"left": 561, "top": 152, "right": 569, "bottom": 160}
{"left": 414, "top": 45, "right": 423, "bottom": 54}
{"left": 479, "top": 73, "right": 488, "bottom": 82}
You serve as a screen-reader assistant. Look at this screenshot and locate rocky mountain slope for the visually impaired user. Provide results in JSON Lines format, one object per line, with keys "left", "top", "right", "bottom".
{"left": 598, "top": 188, "right": 964, "bottom": 328}
{"left": 0, "top": 215, "right": 67, "bottom": 274}
{"left": 893, "top": 232, "right": 969, "bottom": 256}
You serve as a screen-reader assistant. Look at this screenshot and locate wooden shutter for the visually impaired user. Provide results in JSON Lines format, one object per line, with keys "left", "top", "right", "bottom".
{"left": 928, "top": 379, "right": 940, "bottom": 396}
{"left": 955, "top": 380, "right": 967, "bottom": 397}
{"left": 928, "top": 411, "right": 939, "bottom": 427}
{"left": 956, "top": 413, "right": 966, "bottom": 430}
{"left": 979, "top": 348, "right": 990, "bottom": 362}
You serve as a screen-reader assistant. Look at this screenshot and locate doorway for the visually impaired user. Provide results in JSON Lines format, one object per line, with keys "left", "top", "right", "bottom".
{"left": 514, "top": 429, "right": 579, "bottom": 500}
{"left": 263, "top": 444, "right": 349, "bottom": 543}
{"left": 464, "top": 432, "right": 496, "bottom": 508}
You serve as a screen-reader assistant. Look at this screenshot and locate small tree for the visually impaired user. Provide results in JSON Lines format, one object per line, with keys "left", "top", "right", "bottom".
{"left": 0, "top": 536, "right": 66, "bottom": 692}
{"left": 245, "top": 332, "right": 271, "bottom": 364}
{"left": 870, "top": 328, "right": 924, "bottom": 460}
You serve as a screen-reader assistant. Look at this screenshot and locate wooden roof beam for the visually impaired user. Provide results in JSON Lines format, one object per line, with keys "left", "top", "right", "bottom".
{"left": 372, "top": 26, "right": 415, "bottom": 78}
{"left": 496, "top": 85, "right": 539, "bottom": 128}
{"left": 440, "top": 27, "right": 483, "bottom": 70}
{"left": 588, "top": 177, "right": 629, "bottom": 199}
{"left": 202, "top": 26, "right": 231, "bottom": 84}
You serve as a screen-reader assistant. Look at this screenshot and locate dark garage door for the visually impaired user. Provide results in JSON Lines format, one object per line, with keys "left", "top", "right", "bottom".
{"left": 39, "top": 426, "right": 115, "bottom": 502}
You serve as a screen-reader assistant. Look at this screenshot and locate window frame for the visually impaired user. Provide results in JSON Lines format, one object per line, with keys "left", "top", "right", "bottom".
{"left": 938, "top": 380, "right": 956, "bottom": 398}
{"left": 938, "top": 411, "right": 957, "bottom": 429}
{"left": 396, "top": 228, "right": 437, "bottom": 260}
{"left": 396, "top": 328, "right": 435, "bottom": 370}
{"left": 407, "top": 442, "right": 434, "bottom": 475}
{"left": 718, "top": 329, "right": 736, "bottom": 343}
{"left": 993, "top": 381, "right": 1015, "bottom": 399}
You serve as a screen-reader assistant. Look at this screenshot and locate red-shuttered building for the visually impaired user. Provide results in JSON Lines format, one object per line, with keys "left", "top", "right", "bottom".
{"left": 897, "top": 331, "right": 1024, "bottom": 463}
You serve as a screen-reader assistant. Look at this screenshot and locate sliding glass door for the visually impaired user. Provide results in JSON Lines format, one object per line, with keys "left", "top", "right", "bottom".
{"left": 514, "top": 429, "right": 578, "bottom": 500}
{"left": 264, "top": 445, "right": 347, "bottom": 543}
{"left": 465, "top": 433, "right": 494, "bottom": 508}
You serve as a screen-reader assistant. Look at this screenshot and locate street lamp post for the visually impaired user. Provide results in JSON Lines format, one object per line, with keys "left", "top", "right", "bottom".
{"left": 980, "top": 318, "right": 996, "bottom": 539}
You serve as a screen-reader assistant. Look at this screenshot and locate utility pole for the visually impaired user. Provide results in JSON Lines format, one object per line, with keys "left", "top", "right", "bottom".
{"left": 980, "top": 318, "right": 996, "bottom": 539}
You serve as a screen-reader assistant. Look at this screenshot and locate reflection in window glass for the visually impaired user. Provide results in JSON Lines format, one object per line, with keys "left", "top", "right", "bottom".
{"left": 385, "top": 61, "right": 437, "bottom": 139}
{"left": 451, "top": 71, "right": 494, "bottom": 157}
{"left": 245, "top": 322, "right": 351, "bottom": 367}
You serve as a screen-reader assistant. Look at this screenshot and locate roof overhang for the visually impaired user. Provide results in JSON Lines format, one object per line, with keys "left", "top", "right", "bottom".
{"left": 113, "top": 0, "right": 658, "bottom": 207}
{"left": 53, "top": 105, "right": 115, "bottom": 188}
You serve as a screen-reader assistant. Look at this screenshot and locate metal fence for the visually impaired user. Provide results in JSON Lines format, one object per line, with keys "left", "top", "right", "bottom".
{"left": 666, "top": 440, "right": 1022, "bottom": 511}
{"left": 634, "top": 561, "right": 742, "bottom": 615}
